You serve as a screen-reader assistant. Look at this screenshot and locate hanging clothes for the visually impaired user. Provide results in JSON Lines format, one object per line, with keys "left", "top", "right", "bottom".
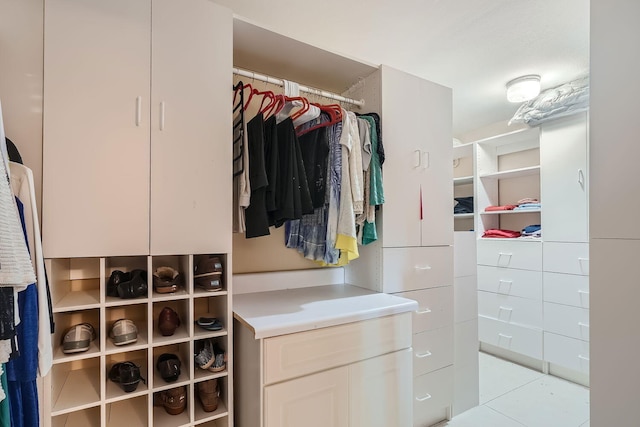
{"left": 244, "top": 113, "right": 270, "bottom": 238}
{"left": 233, "top": 83, "right": 251, "bottom": 233}
{"left": 0, "top": 364, "right": 10, "bottom": 426}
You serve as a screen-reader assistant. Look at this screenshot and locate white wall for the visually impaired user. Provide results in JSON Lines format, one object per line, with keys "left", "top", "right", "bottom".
{"left": 590, "top": 0, "right": 640, "bottom": 424}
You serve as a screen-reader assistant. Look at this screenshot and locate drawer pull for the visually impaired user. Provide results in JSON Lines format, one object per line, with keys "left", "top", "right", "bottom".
{"left": 414, "top": 150, "right": 421, "bottom": 168}
{"left": 577, "top": 290, "right": 590, "bottom": 295}
{"left": 414, "top": 265, "right": 432, "bottom": 271}
{"left": 578, "top": 355, "right": 590, "bottom": 362}
{"left": 497, "top": 252, "right": 513, "bottom": 266}
{"left": 135, "top": 96, "right": 142, "bottom": 126}
{"left": 415, "top": 393, "right": 432, "bottom": 402}
{"left": 416, "top": 351, "right": 432, "bottom": 358}
{"left": 497, "top": 280, "right": 512, "bottom": 294}
{"left": 498, "top": 306, "right": 513, "bottom": 312}
{"left": 416, "top": 308, "right": 432, "bottom": 315}
{"left": 498, "top": 333, "right": 512, "bottom": 340}
{"left": 578, "top": 322, "right": 590, "bottom": 328}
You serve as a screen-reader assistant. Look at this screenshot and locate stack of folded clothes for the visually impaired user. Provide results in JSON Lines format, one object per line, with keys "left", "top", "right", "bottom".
{"left": 521, "top": 224, "right": 541, "bottom": 238}
{"left": 513, "top": 198, "right": 541, "bottom": 211}
{"left": 454, "top": 196, "right": 474, "bottom": 214}
{"left": 482, "top": 228, "right": 521, "bottom": 238}
{"left": 484, "top": 204, "right": 517, "bottom": 212}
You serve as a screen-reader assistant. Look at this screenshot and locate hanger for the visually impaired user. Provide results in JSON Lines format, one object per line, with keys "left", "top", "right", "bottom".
{"left": 296, "top": 102, "right": 343, "bottom": 136}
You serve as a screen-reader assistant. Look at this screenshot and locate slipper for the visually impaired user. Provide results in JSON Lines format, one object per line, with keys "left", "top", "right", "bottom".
{"left": 153, "top": 267, "right": 181, "bottom": 294}
{"left": 195, "top": 317, "right": 223, "bottom": 331}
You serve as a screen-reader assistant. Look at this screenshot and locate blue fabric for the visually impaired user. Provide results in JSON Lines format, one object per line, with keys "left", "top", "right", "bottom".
{"left": 5, "top": 197, "right": 39, "bottom": 427}
{"left": 522, "top": 224, "right": 541, "bottom": 233}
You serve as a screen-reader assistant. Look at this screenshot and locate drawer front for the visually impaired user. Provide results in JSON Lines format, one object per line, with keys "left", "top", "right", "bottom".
{"left": 543, "top": 242, "right": 589, "bottom": 275}
{"left": 477, "top": 291, "right": 543, "bottom": 328}
{"left": 477, "top": 265, "right": 542, "bottom": 300}
{"left": 413, "top": 366, "right": 454, "bottom": 427}
{"left": 544, "top": 332, "right": 589, "bottom": 374}
{"left": 477, "top": 239, "right": 542, "bottom": 271}
{"left": 263, "top": 313, "right": 412, "bottom": 385}
{"left": 543, "top": 272, "right": 590, "bottom": 308}
{"left": 413, "top": 326, "right": 454, "bottom": 377}
{"left": 543, "top": 302, "right": 590, "bottom": 342}
{"left": 396, "top": 287, "right": 453, "bottom": 334}
{"left": 478, "top": 315, "right": 543, "bottom": 360}
{"left": 382, "top": 246, "right": 453, "bottom": 293}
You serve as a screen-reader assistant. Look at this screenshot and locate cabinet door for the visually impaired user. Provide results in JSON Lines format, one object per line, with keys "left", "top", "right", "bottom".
{"left": 350, "top": 349, "right": 413, "bottom": 427}
{"left": 150, "top": 0, "right": 232, "bottom": 255}
{"left": 43, "top": 0, "right": 151, "bottom": 257}
{"left": 264, "top": 366, "right": 349, "bottom": 427}
{"left": 380, "top": 66, "right": 453, "bottom": 247}
{"left": 540, "top": 113, "right": 588, "bottom": 243}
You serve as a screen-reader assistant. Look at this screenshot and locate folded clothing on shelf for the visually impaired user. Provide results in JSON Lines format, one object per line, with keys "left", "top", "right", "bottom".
{"left": 521, "top": 224, "right": 542, "bottom": 238}
{"left": 517, "top": 197, "right": 539, "bottom": 204}
{"left": 514, "top": 203, "right": 541, "bottom": 210}
{"left": 454, "top": 196, "right": 474, "bottom": 214}
{"left": 484, "top": 205, "right": 517, "bottom": 212}
{"left": 482, "top": 228, "right": 521, "bottom": 238}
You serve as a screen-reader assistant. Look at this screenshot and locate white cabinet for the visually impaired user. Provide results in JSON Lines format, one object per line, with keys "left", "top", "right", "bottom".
{"left": 540, "top": 113, "right": 589, "bottom": 243}
{"left": 380, "top": 66, "right": 453, "bottom": 248}
{"left": 43, "top": 0, "right": 231, "bottom": 258}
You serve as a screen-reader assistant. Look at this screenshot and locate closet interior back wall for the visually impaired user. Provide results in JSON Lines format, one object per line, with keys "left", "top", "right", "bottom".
{"left": 497, "top": 148, "right": 540, "bottom": 232}
{"left": 231, "top": 75, "right": 361, "bottom": 274}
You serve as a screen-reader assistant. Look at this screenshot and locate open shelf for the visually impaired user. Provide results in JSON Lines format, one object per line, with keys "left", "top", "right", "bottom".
{"left": 52, "top": 405, "right": 101, "bottom": 427}
{"left": 106, "top": 395, "right": 149, "bottom": 427}
{"left": 153, "top": 395, "right": 191, "bottom": 427}
{"left": 51, "top": 360, "right": 101, "bottom": 415}
{"left": 454, "top": 213, "right": 474, "bottom": 219}
{"left": 53, "top": 340, "right": 101, "bottom": 364}
{"left": 193, "top": 289, "right": 228, "bottom": 299}
{"left": 453, "top": 175, "right": 473, "bottom": 186}
{"left": 106, "top": 352, "right": 149, "bottom": 402}
{"left": 481, "top": 208, "right": 541, "bottom": 215}
{"left": 479, "top": 165, "right": 540, "bottom": 180}
{"left": 152, "top": 288, "right": 190, "bottom": 301}
{"left": 194, "top": 399, "right": 229, "bottom": 424}
{"left": 53, "top": 288, "right": 101, "bottom": 312}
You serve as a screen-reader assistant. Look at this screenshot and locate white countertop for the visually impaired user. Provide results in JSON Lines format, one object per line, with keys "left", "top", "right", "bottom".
{"left": 233, "top": 284, "right": 418, "bottom": 339}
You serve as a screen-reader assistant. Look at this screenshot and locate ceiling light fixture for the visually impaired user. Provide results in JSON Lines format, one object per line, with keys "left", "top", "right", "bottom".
{"left": 506, "top": 74, "right": 541, "bottom": 103}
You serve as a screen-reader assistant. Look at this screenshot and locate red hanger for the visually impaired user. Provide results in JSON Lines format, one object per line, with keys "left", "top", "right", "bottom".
{"left": 297, "top": 103, "right": 343, "bottom": 136}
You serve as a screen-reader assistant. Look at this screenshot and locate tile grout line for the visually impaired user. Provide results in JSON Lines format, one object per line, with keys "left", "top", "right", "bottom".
{"left": 483, "top": 405, "right": 528, "bottom": 426}
{"left": 479, "top": 372, "right": 546, "bottom": 406}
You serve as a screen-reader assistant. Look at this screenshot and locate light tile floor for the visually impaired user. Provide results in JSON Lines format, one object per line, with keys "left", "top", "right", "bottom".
{"left": 435, "top": 352, "right": 590, "bottom": 427}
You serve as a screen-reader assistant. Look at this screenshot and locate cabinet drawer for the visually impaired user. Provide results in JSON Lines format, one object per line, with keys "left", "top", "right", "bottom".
{"left": 263, "top": 313, "right": 412, "bottom": 385}
{"left": 413, "top": 366, "right": 453, "bottom": 427}
{"left": 382, "top": 247, "right": 453, "bottom": 293}
{"left": 544, "top": 332, "right": 589, "bottom": 374}
{"left": 477, "top": 291, "right": 542, "bottom": 328}
{"left": 543, "top": 302, "right": 590, "bottom": 342}
{"left": 477, "top": 239, "right": 542, "bottom": 271}
{"left": 477, "top": 265, "right": 542, "bottom": 300}
{"left": 543, "top": 242, "right": 589, "bottom": 275}
{"left": 413, "top": 326, "right": 454, "bottom": 377}
{"left": 396, "top": 287, "right": 453, "bottom": 334}
{"left": 543, "top": 272, "right": 590, "bottom": 308}
{"left": 478, "top": 315, "right": 542, "bottom": 359}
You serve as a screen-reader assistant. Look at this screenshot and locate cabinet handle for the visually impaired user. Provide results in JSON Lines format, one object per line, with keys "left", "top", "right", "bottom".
{"left": 415, "top": 393, "right": 432, "bottom": 402}
{"left": 497, "top": 280, "right": 513, "bottom": 294}
{"left": 415, "top": 265, "right": 432, "bottom": 271}
{"left": 135, "top": 96, "right": 142, "bottom": 126}
{"left": 498, "top": 306, "right": 513, "bottom": 312}
{"left": 416, "top": 351, "right": 432, "bottom": 358}
{"left": 578, "top": 322, "right": 590, "bottom": 328}
{"left": 578, "top": 169, "right": 585, "bottom": 189}
{"left": 160, "top": 101, "right": 166, "bottom": 131}
{"left": 578, "top": 355, "right": 590, "bottom": 362}
{"left": 577, "top": 290, "right": 589, "bottom": 295}
{"left": 422, "top": 151, "right": 430, "bottom": 170}
{"left": 498, "top": 333, "right": 512, "bottom": 340}
{"left": 416, "top": 308, "right": 432, "bottom": 314}
{"left": 414, "top": 150, "right": 421, "bottom": 168}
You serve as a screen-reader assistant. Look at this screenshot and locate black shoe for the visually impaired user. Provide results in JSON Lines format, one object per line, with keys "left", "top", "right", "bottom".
{"left": 109, "top": 361, "right": 145, "bottom": 393}
{"left": 156, "top": 353, "right": 181, "bottom": 383}
{"left": 107, "top": 270, "right": 130, "bottom": 297}
{"left": 117, "top": 269, "right": 148, "bottom": 299}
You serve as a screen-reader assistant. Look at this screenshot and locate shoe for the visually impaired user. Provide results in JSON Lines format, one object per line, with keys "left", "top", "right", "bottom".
{"left": 117, "top": 269, "right": 148, "bottom": 299}
{"left": 109, "top": 319, "right": 138, "bottom": 346}
{"left": 210, "top": 343, "right": 226, "bottom": 373}
{"left": 156, "top": 353, "right": 181, "bottom": 383}
{"left": 153, "top": 266, "right": 181, "bottom": 294}
{"left": 62, "top": 323, "right": 96, "bottom": 354}
{"left": 194, "top": 256, "right": 223, "bottom": 292}
{"left": 197, "top": 379, "right": 220, "bottom": 412}
{"left": 108, "top": 361, "right": 145, "bottom": 393}
{"left": 195, "top": 317, "right": 223, "bottom": 331}
{"left": 194, "top": 339, "right": 215, "bottom": 370}
{"left": 158, "top": 307, "right": 181, "bottom": 336}
{"left": 154, "top": 386, "right": 187, "bottom": 415}
{"left": 107, "top": 270, "right": 128, "bottom": 297}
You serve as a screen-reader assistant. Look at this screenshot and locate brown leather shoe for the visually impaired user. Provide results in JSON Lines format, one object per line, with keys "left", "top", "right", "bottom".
{"left": 158, "top": 307, "right": 180, "bottom": 336}
{"left": 154, "top": 386, "right": 187, "bottom": 415}
{"left": 197, "top": 379, "right": 219, "bottom": 412}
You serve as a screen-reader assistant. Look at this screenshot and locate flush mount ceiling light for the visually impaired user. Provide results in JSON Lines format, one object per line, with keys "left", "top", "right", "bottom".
{"left": 506, "top": 75, "right": 541, "bottom": 103}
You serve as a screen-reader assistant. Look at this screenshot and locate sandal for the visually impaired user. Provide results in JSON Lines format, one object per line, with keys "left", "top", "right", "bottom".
{"left": 109, "top": 361, "right": 146, "bottom": 393}
{"left": 195, "top": 317, "right": 223, "bottom": 331}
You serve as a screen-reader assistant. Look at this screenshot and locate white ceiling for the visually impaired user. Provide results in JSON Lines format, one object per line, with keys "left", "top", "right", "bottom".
{"left": 220, "top": 0, "right": 589, "bottom": 138}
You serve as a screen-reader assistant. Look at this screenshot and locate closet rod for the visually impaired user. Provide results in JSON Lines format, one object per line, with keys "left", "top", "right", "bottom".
{"left": 233, "top": 67, "right": 365, "bottom": 107}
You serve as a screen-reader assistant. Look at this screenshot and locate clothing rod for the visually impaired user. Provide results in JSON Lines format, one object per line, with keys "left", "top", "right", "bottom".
{"left": 233, "top": 67, "right": 365, "bottom": 107}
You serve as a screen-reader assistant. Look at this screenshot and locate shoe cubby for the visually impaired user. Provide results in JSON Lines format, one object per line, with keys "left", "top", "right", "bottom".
{"left": 51, "top": 405, "right": 101, "bottom": 427}
{"left": 151, "top": 255, "right": 191, "bottom": 300}
{"left": 105, "top": 256, "right": 150, "bottom": 306}
{"left": 105, "top": 349, "right": 149, "bottom": 402}
{"left": 50, "top": 357, "right": 102, "bottom": 415}
{"left": 152, "top": 343, "right": 191, "bottom": 391}
{"left": 192, "top": 254, "right": 227, "bottom": 297}
{"left": 152, "top": 385, "right": 190, "bottom": 427}
{"left": 53, "top": 308, "right": 101, "bottom": 363}
{"left": 193, "top": 297, "right": 228, "bottom": 341}
{"left": 152, "top": 300, "right": 191, "bottom": 345}
{"left": 193, "top": 376, "right": 228, "bottom": 424}
{"left": 194, "top": 418, "right": 228, "bottom": 427}
{"left": 105, "top": 303, "right": 149, "bottom": 354}
{"left": 193, "top": 337, "right": 228, "bottom": 382}
{"left": 47, "top": 258, "right": 101, "bottom": 312}
{"left": 106, "top": 395, "right": 149, "bottom": 427}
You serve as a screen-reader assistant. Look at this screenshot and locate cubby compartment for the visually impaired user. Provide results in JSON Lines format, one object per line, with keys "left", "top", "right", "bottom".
{"left": 151, "top": 255, "right": 190, "bottom": 300}
{"left": 152, "top": 343, "right": 191, "bottom": 391}
{"left": 106, "top": 395, "right": 149, "bottom": 427}
{"left": 152, "top": 300, "right": 191, "bottom": 345}
{"left": 194, "top": 376, "right": 229, "bottom": 424}
{"left": 53, "top": 308, "right": 101, "bottom": 363}
{"left": 51, "top": 357, "right": 101, "bottom": 415}
{"left": 105, "top": 349, "right": 149, "bottom": 401}
{"left": 105, "top": 303, "right": 149, "bottom": 354}
{"left": 105, "top": 256, "right": 150, "bottom": 306}
{"left": 48, "top": 258, "right": 101, "bottom": 312}
{"left": 193, "top": 254, "right": 227, "bottom": 297}
{"left": 51, "top": 405, "right": 101, "bottom": 427}
{"left": 152, "top": 385, "right": 191, "bottom": 427}
{"left": 193, "top": 337, "right": 228, "bottom": 382}
{"left": 195, "top": 417, "right": 228, "bottom": 427}
{"left": 193, "top": 297, "right": 228, "bottom": 340}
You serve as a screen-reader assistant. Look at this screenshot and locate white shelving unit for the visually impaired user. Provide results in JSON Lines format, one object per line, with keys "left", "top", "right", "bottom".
{"left": 453, "top": 142, "right": 476, "bottom": 232}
